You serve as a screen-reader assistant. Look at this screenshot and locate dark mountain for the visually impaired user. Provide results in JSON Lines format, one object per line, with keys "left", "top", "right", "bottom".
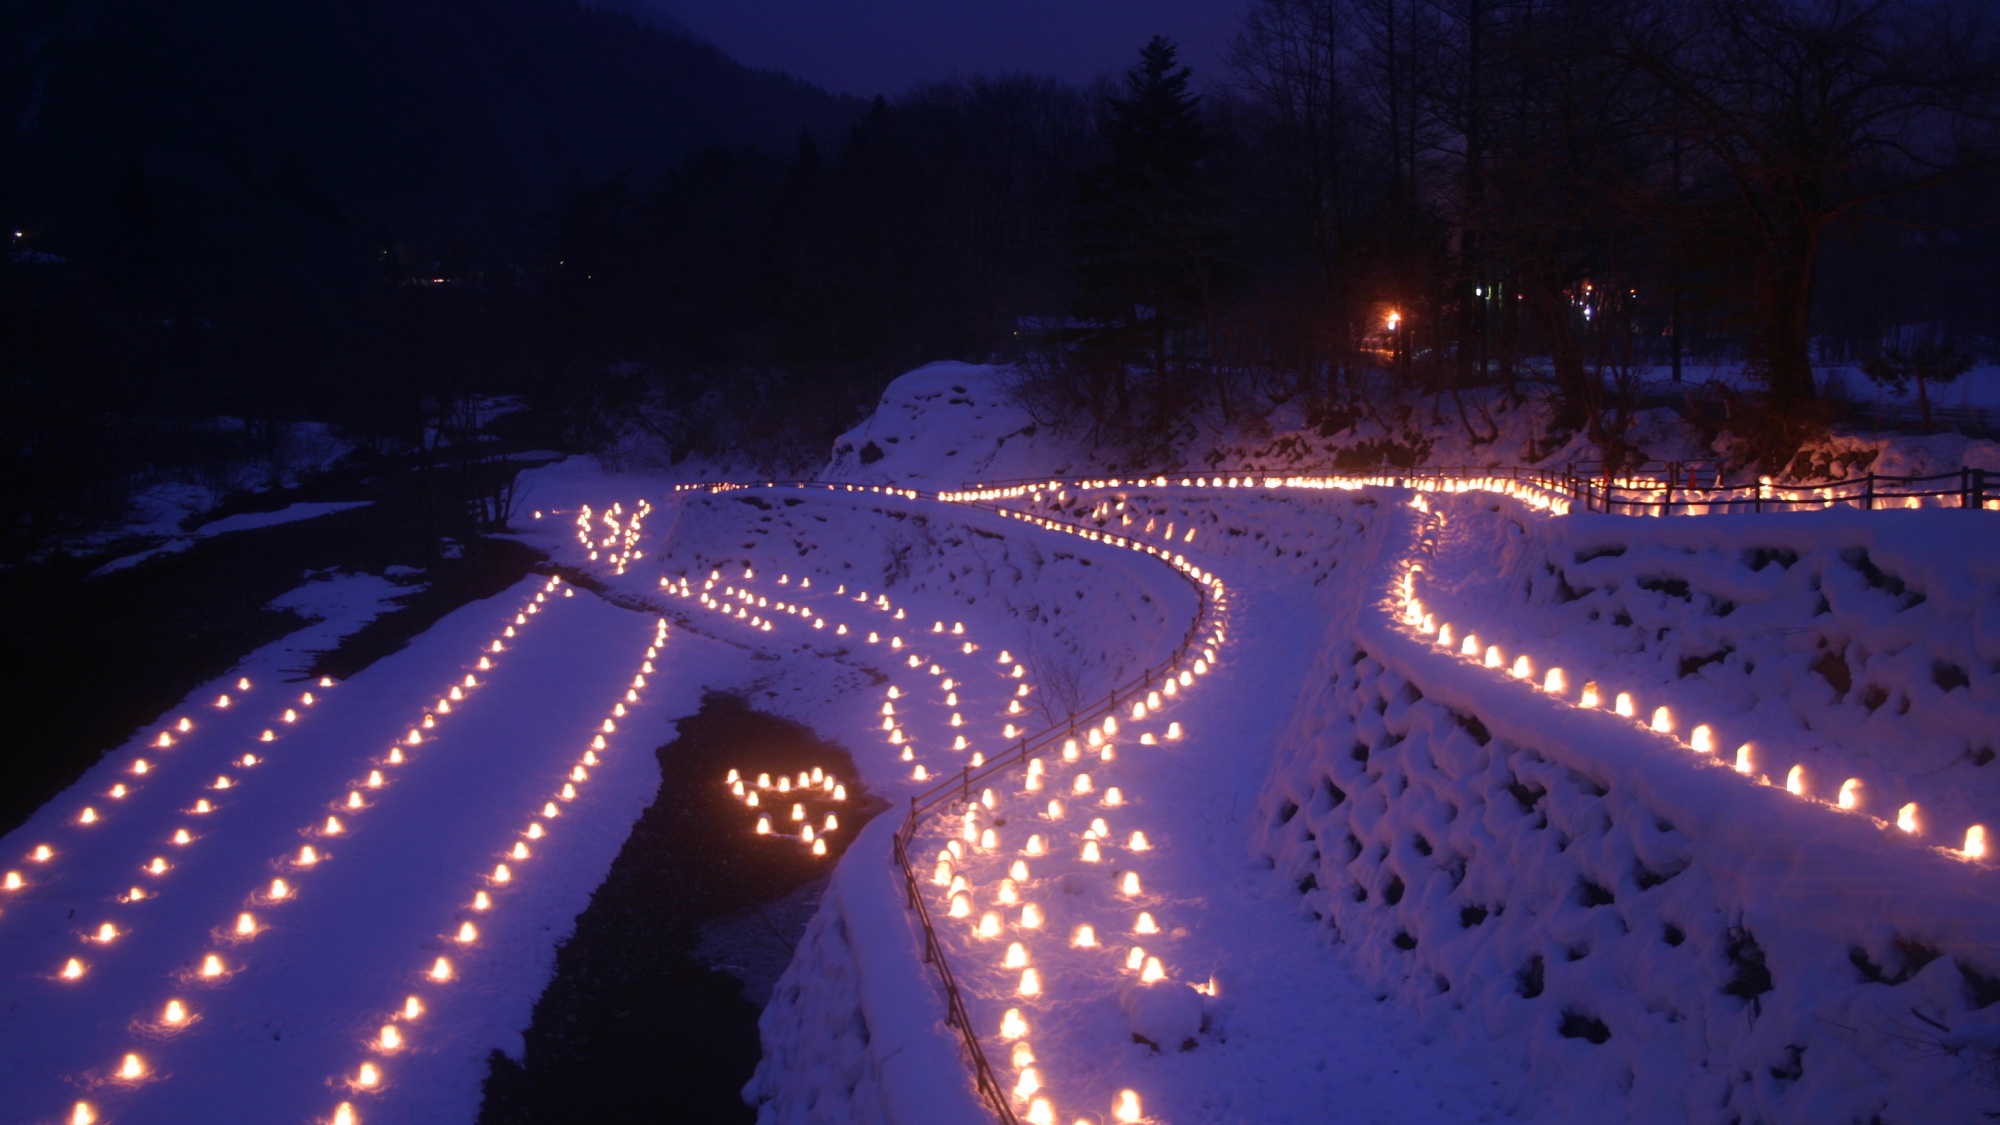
{"left": 577, "top": 0, "right": 700, "bottom": 40}
{"left": 0, "top": 0, "right": 860, "bottom": 264}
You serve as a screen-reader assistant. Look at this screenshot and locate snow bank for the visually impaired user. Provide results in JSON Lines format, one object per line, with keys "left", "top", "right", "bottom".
{"left": 824, "top": 361, "right": 1090, "bottom": 489}
{"left": 1254, "top": 493, "right": 2000, "bottom": 1122}
{"left": 1418, "top": 493, "right": 2000, "bottom": 847}
{"left": 746, "top": 817, "right": 988, "bottom": 1125}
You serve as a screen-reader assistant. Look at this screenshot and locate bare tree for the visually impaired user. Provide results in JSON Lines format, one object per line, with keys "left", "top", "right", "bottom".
{"left": 1619, "top": 0, "right": 2000, "bottom": 458}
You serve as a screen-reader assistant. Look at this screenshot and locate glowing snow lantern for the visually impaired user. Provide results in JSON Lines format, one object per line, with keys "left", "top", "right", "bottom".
{"left": 511, "top": 841, "right": 530, "bottom": 860}
{"left": 1073, "top": 774, "right": 1093, "bottom": 795}
{"left": 1020, "top": 903, "right": 1043, "bottom": 928}
{"left": 1005, "top": 942, "right": 1029, "bottom": 968}
{"left": 756, "top": 817, "right": 772, "bottom": 835}
{"left": 1141, "top": 957, "right": 1166, "bottom": 983}
{"left": 357, "top": 1062, "right": 380, "bottom": 1089}
{"left": 347, "top": 791, "right": 364, "bottom": 810}
{"left": 1614, "top": 693, "right": 1635, "bottom": 718}
{"left": 1544, "top": 668, "right": 1566, "bottom": 694}
{"left": 200, "top": 954, "right": 224, "bottom": 978}
{"left": 1897, "top": 803, "right": 1919, "bottom": 833}
{"left": 111, "top": 785, "right": 127, "bottom": 798}
{"left": 1126, "top": 946, "right": 1146, "bottom": 971}
{"left": 430, "top": 957, "right": 453, "bottom": 982}
{"left": 1511, "top": 655, "right": 1532, "bottom": 679}
{"left": 148, "top": 856, "right": 169, "bottom": 874}
{"left": 381, "top": 1026, "right": 404, "bottom": 1051}
{"left": 1027, "top": 1099, "right": 1055, "bottom": 1125}
{"left": 1650, "top": 706, "right": 1673, "bottom": 734}
{"left": 1690, "top": 725, "right": 1714, "bottom": 754}
{"left": 164, "top": 1000, "right": 188, "bottom": 1026}
{"left": 178, "top": 717, "right": 193, "bottom": 732}
{"left": 96, "top": 923, "right": 118, "bottom": 942}
{"left": 1001, "top": 1009, "right": 1029, "bottom": 1039}
{"left": 1733, "top": 744, "right": 1755, "bottom": 775}
{"left": 1580, "top": 681, "right": 1601, "bottom": 709}
{"left": 1081, "top": 840, "right": 1102, "bottom": 863}
{"left": 1483, "top": 646, "right": 1501, "bottom": 669}
{"left": 493, "top": 864, "right": 512, "bottom": 883}
{"left": 1015, "top": 1068, "right": 1041, "bottom": 1098}
{"left": 80, "top": 807, "right": 97, "bottom": 825}
{"left": 1837, "top": 778, "right": 1862, "bottom": 810}
{"left": 72, "top": 1105, "right": 96, "bottom": 1125}
{"left": 1019, "top": 968, "right": 1041, "bottom": 996}
{"left": 1121, "top": 871, "right": 1142, "bottom": 895}
{"left": 1136, "top": 912, "right": 1159, "bottom": 934}
{"left": 6, "top": 870, "right": 27, "bottom": 890}
{"left": 1114, "top": 1090, "right": 1143, "bottom": 1122}
{"left": 1026, "top": 835, "right": 1045, "bottom": 857}
{"left": 1967, "top": 825, "right": 1989, "bottom": 860}
{"left": 236, "top": 912, "right": 256, "bottom": 936}
{"left": 1785, "top": 765, "right": 1805, "bottom": 795}
{"left": 324, "top": 816, "right": 344, "bottom": 835}
{"left": 978, "top": 912, "right": 1002, "bottom": 939}
{"left": 949, "top": 893, "right": 972, "bottom": 919}
{"left": 388, "top": 749, "right": 404, "bottom": 765}
{"left": 133, "top": 759, "right": 150, "bottom": 775}
{"left": 61, "top": 957, "right": 86, "bottom": 980}
{"left": 1461, "top": 635, "right": 1479, "bottom": 657}
{"left": 270, "top": 878, "right": 290, "bottom": 900}
{"left": 457, "top": 921, "right": 478, "bottom": 943}
{"left": 217, "top": 694, "right": 231, "bottom": 708}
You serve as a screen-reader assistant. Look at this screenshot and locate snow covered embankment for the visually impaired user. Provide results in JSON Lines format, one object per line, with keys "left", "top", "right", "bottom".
{"left": 1256, "top": 494, "right": 2000, "bottom": 1123}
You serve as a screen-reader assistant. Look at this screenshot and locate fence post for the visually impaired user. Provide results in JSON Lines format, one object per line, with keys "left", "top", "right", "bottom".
{"left": 1965, "top": 467, "right": 1974, "bottom": 510}
{"left": 1977, "top": 468, "right": 1989, "bottom": 511}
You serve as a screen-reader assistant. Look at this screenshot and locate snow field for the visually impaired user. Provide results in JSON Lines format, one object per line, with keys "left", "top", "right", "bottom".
{"left": 0, "top": 563, "right": 695, "bottom": 1125}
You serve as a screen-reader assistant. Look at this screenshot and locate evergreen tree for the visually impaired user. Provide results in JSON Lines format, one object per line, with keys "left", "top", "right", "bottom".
{"left": 1070, "top": 36, "right": 1226, "bottom": 441}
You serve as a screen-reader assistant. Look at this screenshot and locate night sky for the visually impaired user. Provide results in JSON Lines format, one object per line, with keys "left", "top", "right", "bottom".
{"left": 654, "top": 0, "right": 1251, "bottom": 97}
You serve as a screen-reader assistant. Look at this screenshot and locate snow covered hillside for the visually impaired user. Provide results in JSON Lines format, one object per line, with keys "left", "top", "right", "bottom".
{"left": 6, "top": 359, "right": 1996, "bottom": 1125}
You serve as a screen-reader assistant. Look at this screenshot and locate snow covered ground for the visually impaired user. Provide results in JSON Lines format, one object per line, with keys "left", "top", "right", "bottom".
{"left": 6, "top": 359, "right": 1997, "bottom": 1125}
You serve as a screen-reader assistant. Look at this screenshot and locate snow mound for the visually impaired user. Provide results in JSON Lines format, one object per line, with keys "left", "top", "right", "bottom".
{"left": 1119, "top": 979, "right": 1204, "bottom": 1050}
{"left": 825, "top": 362, "right": 1076, "bottom": 488}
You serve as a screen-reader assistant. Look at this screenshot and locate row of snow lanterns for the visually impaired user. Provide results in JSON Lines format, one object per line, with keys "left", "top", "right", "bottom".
{"left": 324, "top": 595, "right": 657, "bottom": 1125}
{"left": 34, "top": 670, "right": 335, "bottom": 947}
{"left": 928, "top": 489, "right": 1228, "bottom": 1125}
{"left": 1394, "top": 559, "right": 1988, "bottom": 863}
{"left": 945, "top": 471, "right": 1573, "bottom": 519}
{"left": 62, "top": 575, "right": 572, "bottom": 1125}
{"left": 4, "top": 662, "right": 353, "bottom": 917}
{"left": 948, "top": 633, "right": 1223, "bottom": 1124}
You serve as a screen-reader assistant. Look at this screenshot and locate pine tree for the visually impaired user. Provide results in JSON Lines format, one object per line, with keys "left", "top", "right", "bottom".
{"left": 1071, "top": 36, "right": 1225, "bottom": 440}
